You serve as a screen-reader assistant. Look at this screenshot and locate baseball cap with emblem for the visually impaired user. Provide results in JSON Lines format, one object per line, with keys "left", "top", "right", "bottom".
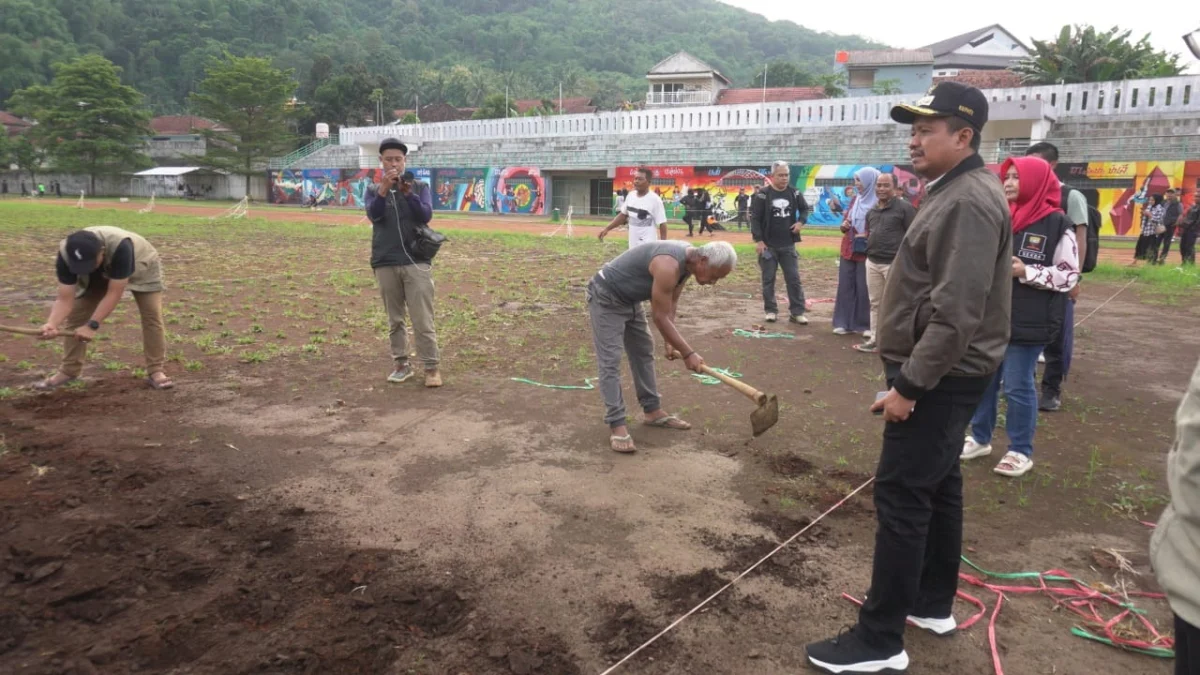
{"left": 63, "top": 230, "right": 104, "bottom": 275}
{"left": 890, "top": 81, "right": 989, "bottom": 131}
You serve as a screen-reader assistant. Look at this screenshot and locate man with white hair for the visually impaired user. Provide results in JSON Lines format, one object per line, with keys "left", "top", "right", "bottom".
{"left": 751, "top": 161, "right": 810, "bottom": 324}
{"left": 587, "top": 240, "right": 737, "bottom": 453}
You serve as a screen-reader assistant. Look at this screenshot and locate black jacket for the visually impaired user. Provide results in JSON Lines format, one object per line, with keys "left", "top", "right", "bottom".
{"left": 1010, "top": 211, "right": 1072, "bottom": 345}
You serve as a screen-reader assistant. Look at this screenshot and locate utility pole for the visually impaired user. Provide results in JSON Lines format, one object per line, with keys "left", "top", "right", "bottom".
{"left": 559, "top": 82, "right": 564, "bottom": 115}
{"left": 505, "top": 86, "right": 509, "bottom": 118}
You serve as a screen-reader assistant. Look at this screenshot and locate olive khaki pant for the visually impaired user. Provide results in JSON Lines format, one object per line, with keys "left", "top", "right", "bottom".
{"left": 61, "top": 282, "right": 166, "bottom": 378}
{"left": 375, "top": 264, "right": 440, "bottom": 369}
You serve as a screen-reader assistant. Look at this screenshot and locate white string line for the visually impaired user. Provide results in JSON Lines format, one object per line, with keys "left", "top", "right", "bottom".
{"left": 1074, "top": 278, "right": 1137, "bottom": 328}
{"left": 598, "top": 475, "right": 876, "bottom": 675}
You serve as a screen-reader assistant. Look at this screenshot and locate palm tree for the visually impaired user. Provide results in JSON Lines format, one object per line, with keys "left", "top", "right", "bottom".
{"left": 1012, "top": 25, "right": 1183, "bottom": 84}
{"left": 816, "top": 73, "right": 847, "bottom": 98}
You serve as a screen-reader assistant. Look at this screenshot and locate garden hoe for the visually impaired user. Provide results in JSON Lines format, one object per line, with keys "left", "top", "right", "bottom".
{"left": 0, "top": 325, "right": 76, "bottom": 338}
{"left": 699, "top": 365, "right": 779, "bottom": 437}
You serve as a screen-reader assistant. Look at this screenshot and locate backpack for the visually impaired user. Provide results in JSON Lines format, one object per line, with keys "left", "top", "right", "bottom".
{"left": 1062, "top": 185, "right": 1100, "bottom": 273}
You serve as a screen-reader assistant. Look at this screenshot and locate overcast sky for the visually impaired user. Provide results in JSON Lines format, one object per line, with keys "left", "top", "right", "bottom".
{"left": 717, "top": 1, "right": 1197, "bottom": 73}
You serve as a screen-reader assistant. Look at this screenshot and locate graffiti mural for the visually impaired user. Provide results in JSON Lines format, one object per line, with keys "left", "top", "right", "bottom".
{"left": 614, "top": 166, "right": 771, "bottom": 222}
{"left": 430, "top": 167, "right": 545, "bottom": 214}
{"left": 302, "top": 169, "right": 340, "bottom": 207}
{"left": 1058, "top": 161, "right": 1198, "bottom": 236}
{"left": 268, "top": 170, "right": 305, "bottom": 205}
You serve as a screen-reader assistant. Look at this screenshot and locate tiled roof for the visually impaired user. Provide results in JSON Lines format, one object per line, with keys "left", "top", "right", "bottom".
{"left": 647, "top": 52, "right": 732, "bottom": 84}
{"left": 923, "top": 24, "right": 1031, "bottom": 57}
{"left": 844, "top": 49, "right": 934, "bottom": 66}
{"left": 715, "top": 87, "right": 826, "bottom": 105}
{"left": 934, "top": 70, "right": 1023, "bottom": 89}
{"left": 513, "top": 97, "right": 597, "bottom": 114}
{"left": 150, "top": 115, "right": 222, "bottom": 135}
{"left": 0, "top": 111, "right": 32, "bottom": 134}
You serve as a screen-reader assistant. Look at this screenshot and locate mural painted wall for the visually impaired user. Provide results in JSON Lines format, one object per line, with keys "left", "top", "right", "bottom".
{"left": 431, "top": 167, "right": 545, "bottom": 214}
{"left": 1057, "top": 161, "right": 1199, "bottom": 236}
{"left": 615, "top": 164, "right": 923, "bottom": 225}
{"left": 616, "top": 161, "right": 1200, "bottom": 232}
{"left": 269, "top": 167, "right": 545, "bottom": 214}
{"left": 614, "top": 165, "right": 773, "bottom": 222}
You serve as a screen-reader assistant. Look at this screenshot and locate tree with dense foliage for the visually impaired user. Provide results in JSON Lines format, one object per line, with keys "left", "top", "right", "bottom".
{"left": 756, "top": 61, "right": 817, "bottom": 88}
{"left": 0, "top": 0, "right": 880, "bottom": 114}
{"left": 9, "top": 55, "right": 151, "bottom": 194}
{"left": 472, "top": 93, "right": 514, "bottom": 120}
{"left": 1013, "top": 25, "right": 1184, "bottom": 84}
{"left": 190, "top": 54, "right": 298, "bottom": 195}
{"left": 817, "top": 72, "right": 847, "bottom": 98}
{"left": 12, "top": 135, "right": 46, "bottom": 183}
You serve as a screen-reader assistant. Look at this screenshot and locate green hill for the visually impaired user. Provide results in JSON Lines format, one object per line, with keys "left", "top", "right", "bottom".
{"left": 0, "top": 0, "right": 882, "bottom": 118}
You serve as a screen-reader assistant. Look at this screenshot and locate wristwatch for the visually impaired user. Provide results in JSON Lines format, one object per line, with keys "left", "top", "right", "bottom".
{"left": 87, "top": 320, "right": 100, "bottom": 330}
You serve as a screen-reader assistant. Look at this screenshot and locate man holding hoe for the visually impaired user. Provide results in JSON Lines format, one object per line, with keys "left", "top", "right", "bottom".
{"left": 33, "top": 226, "right": 173, "bottom": 391}
{"left": 587, "top": 236, "right": 737, "bottom": 452}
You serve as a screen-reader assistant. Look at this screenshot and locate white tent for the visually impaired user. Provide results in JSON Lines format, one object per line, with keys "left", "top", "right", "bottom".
{"left": 130, "top": 166, "right": 234, "bottom": 199}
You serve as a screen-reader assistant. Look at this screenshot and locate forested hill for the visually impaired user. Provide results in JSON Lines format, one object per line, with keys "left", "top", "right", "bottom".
{"left": 0, "top": 0, "right": 882, "bottom": 115}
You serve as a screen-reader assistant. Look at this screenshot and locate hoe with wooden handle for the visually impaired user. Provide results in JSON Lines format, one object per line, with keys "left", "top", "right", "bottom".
{"left": 699, "top": 365, "right": 779, "bottom": 437}
{"left": 0, "top": 325, "right": 77, "bottom": 338}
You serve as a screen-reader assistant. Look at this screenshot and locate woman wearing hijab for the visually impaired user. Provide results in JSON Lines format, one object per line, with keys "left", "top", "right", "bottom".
{"left": 832, "top": 167, "right": 878, "bottom": 335}
{"left": 963, "top": 156, "right": 1080, "bottom": 478}
{"left": 1134, "top": 193, "right": 1165, "bottom": 262}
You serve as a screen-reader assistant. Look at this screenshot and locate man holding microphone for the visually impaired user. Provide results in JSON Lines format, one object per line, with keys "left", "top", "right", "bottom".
{"left": 365, "top": 137, "right": 442, "bottom": 388}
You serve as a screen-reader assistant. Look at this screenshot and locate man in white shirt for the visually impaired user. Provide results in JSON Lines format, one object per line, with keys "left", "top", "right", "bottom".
{"left": 599, "top": 166, "right": 668, "bottom": 249}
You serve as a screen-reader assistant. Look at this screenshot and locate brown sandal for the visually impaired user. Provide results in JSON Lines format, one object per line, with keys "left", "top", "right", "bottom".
{"left": 147, "top": 374, "right": 175, "bottom": 390}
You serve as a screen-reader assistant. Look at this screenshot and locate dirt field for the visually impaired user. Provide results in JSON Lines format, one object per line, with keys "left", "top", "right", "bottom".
{"left": 5, "top": 195, "right": 1145, "bottom": 264}
{"left": 1, "top": 200, "right": 1196, "bottom": 674}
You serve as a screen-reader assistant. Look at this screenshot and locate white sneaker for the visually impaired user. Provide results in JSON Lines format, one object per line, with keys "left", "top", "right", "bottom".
{"left": 765, "top": 312, "right": 777, "bottom": 323}
{"left": 908, "top": 614, "right": 957, "bottom": 636}
{"left": 790, "top": 314, "right": 809, "bottom": 325}
{"left": 833, "top": 327, "right": 850, "bottom": 335}
{"left": 961, "top": 436, "right": 993, "bottom": 460}
{"left": 863, "top": 330, "right": 874, "bottom": 341}
{"left": 994, "top": 451, "right": 1034, "bottom": 477}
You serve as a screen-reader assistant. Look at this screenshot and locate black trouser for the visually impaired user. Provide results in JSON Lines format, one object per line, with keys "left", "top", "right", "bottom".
{"left": 1041, "top": 298, "right": 1074, "bottom": 398}
{"left": 1152, "top": 225, "right": 1177, "bottom": 262}
{"left": 1178, "top": 614, "right": 1200, "bottom": 675}
{"left": 698, "top": 211, "right": 711, "bottom": 235}
{"left": 1135, "top": 234, "right": 1157, "bottom": 260}
{"left": 1182, "top": 228, "right": 1198, "bottom": 265}
{"left": 683, "top": 211, "right": 694, "bottom": 236}
{"left": 858, "top": 372, "right": 990, "bottom": 653}
{"left": 736, "top": 208, "right": 747, "bottom": 229}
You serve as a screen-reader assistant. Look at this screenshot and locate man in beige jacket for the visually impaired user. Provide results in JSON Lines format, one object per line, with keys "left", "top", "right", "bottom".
{"left": 35, "top": 226, "right": 173, "bottom": 391}
{"left": 1151, "top": 358, "right": 1200, "bottom": 674}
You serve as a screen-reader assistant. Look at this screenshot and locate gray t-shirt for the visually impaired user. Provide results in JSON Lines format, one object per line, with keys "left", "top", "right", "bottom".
{"left": 591, "top": 240, "right": 691, "bottom": 306}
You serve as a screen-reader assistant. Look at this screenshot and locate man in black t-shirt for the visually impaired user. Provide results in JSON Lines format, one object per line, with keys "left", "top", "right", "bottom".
{"left": 751, "top": 161, "right": 810, "bottom": 324}
{"left": 734, "top": 188, "right": 750, "bottom": 230}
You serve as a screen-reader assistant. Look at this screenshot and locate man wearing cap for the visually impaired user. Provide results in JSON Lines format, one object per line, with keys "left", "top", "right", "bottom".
{"left": 364, "top": 137, "right": 442, "bottom": 388}
{"left": 35, "top": 226, "right": 172, "bottom": 391}
{"left": 805, "top": 82, "right": 1012, "bottom": 674}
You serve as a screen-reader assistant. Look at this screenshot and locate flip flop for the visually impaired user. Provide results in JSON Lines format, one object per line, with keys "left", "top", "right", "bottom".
{"left": 644, "top": 414, "right": 691, "bottom": 430}
{"left": 610, "top": 434, "right": 636, "bottom": 453}
{"left": 146, "top": 375, "right": 175, "bottom": 391}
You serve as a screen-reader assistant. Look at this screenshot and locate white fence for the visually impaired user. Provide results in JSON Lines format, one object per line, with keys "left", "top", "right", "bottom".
{"left": 646, "top": 90, "right": 715, "bottom": 106}
{"left": 338, "top": 76, "right": 1200, "bottom": 148}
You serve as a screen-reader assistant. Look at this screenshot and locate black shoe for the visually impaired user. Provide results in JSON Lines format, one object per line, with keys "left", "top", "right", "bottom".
{"left": 1039, "top": 394, "right": 1061, "bottom": 412}
{"left": 806, "top": 626, "right": 909, "bottom": 674}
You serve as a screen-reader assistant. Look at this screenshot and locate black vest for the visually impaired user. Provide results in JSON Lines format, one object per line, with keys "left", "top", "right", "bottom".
{"left": 371, "top": 186, "right": 427, "bottom": 268}
{"left": 1010, "top": 211, "right": 1071, "bottom": 345}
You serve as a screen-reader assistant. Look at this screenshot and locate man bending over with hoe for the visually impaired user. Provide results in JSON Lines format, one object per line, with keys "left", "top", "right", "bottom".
{"left": 587, "top": 239, "right": 737, "bottom": 452}
{"left": 34, "top": 226, "right": 172, "bottom": 391}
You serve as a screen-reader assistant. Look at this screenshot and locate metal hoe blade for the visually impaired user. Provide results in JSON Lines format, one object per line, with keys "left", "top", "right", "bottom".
{"left": 750, "top": 394, "right": 779, "bottom": 437}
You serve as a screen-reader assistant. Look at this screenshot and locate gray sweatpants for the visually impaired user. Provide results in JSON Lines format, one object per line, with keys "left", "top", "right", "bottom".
{"left": 587, "top": 282, "right": 662, "bottom": 428}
